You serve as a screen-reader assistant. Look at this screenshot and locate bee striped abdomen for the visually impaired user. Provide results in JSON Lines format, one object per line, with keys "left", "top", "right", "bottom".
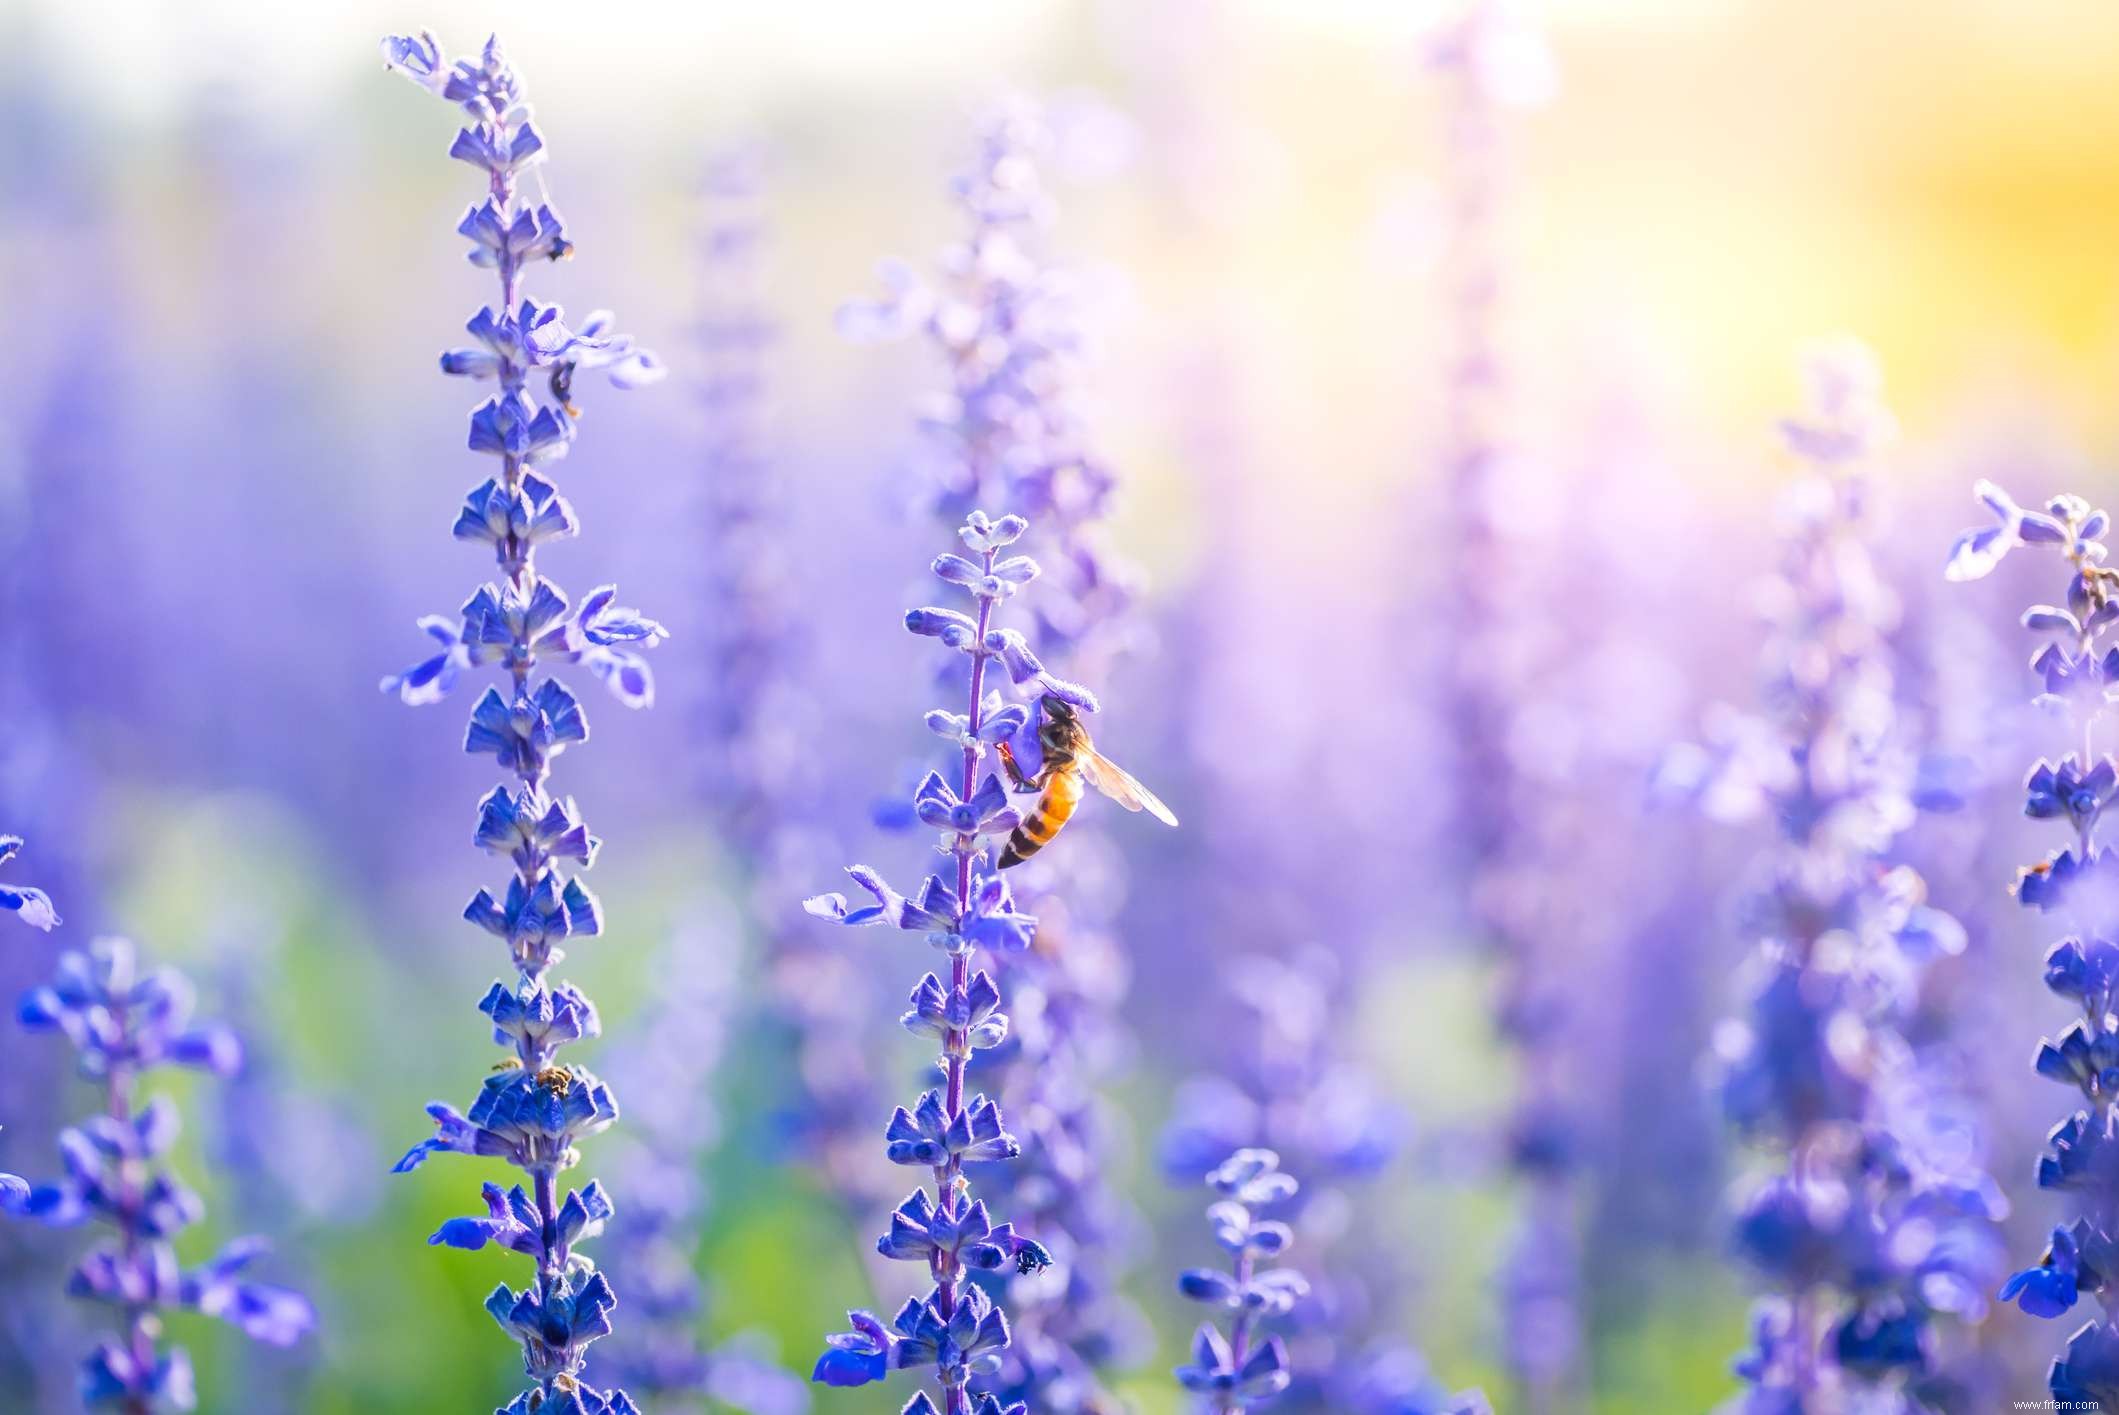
{"left": 999, "top": 769, "right": 1084, "bottom": 868}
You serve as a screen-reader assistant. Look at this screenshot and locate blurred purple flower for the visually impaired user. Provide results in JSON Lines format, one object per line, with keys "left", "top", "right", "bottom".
{"left": 595, "top": 904, "right": 807, "bottom": 1413}
{"left": 1156, "top": 937, "right": 1480, "bottom": 1415}
{"left": 8, "top": 937, "right": 314, "bottom": 1402}
{"left": 838, "top": 101, "right": 1121, "bottom": 592}
{"left": 1687, "top": 343, "right": 2003, "bottom": 1408}
{"left": 1160, "top": 954, "right": 1403, "bottom": 1187}
{"left": 209, "top": 929, "right": 384, "bottom": 1414}
{"left": 0, "top": 1130, "right": 23, "bottom": 1214}
{"left": 1425, "top": 5, "right": 1585, "bottom": 1401}
{"left": 1169, "top": 1149, "right": 1317, "bottom": 1413}
{"left": 668, "top": 149, "right": 902, "bottom": 1235}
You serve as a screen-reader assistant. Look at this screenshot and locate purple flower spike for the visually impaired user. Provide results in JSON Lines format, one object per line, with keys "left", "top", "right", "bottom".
{"left": 1676, "top": 345, "right": 1999, "bottom": 1408}
{"left": 804, "top": 508, "right": 1114, "bottom": 1409}
{"left": 819, "top": 98, "right": 1195, "bottom": 1411}
{"left": 1423, "top": 12, "right": 1579, "bottom": 1398}
{"left": 865, "top": 101, "right": 1194, "bottom": 1409}
{"left": 379, "top": 30, "right": 664, "bottom": 1411}
{"left": 1953, "top": 474, "right": 2119, "bottom": 1402}
{"left": 1171, "top": 1150, "right": 1311, "bottom": 1412}
{"left": 8, "top": 932, "right": 315, "bottom": 1398}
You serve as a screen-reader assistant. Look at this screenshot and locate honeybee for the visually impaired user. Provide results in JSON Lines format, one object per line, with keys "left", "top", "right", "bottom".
{"left": 534, "top": 1065, "right": 573, "bottom": 1098}
{"left": 996, "top": 696, "right": 1177, "bottom": 868}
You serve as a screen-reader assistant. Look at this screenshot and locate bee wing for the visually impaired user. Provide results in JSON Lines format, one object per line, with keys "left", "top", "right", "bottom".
{"left": 1080, "top": 751, "right": 1179, "bottom": 827}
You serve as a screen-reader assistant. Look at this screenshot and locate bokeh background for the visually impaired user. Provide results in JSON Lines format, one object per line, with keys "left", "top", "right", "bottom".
{"left": 4, "top": 0, "right": 2118, "bottom": 1410}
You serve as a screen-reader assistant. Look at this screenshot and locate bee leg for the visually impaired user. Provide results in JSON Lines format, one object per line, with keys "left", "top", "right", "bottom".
{"left": 996, "top": 742, "right": 1040, "bottom": 793}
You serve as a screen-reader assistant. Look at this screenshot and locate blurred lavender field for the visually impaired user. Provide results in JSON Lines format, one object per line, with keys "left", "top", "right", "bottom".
{"left": 5, "top": 0, "right": 2119, "bottom": 1411}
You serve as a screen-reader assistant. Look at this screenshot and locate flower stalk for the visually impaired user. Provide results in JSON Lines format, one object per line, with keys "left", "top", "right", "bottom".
{"left": 840, "top": 101, "right": 1156, "bottom": 1411}
{"left": 1677, "top": 343, "right": 2001, "bottom": 1406}
{"left": 8, "top": 934, "right": 314, "bottom": 1410}
{"left": 1173, "top": 1150, "right": 1306, "bottom": 1415}
{"left": 1951, "top": 474, "right": 2119, "bottom": 1403}
{"left": 805, "top": 507, "right": 1115, "bottom": 1415}
{"left": 380, "top": 31, "right": 664, "bottom": 1414}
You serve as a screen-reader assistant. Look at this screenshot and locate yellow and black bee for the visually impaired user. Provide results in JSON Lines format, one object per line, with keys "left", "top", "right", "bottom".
{"left": 996, "top": 696, "right": 1177, "bottom": 868}
{"left": 533, "top": 1065, "right": 573, "bottom": 1098}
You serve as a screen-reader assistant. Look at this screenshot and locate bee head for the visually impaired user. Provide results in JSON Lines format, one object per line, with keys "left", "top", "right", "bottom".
{"left": 1041, "top": 694, "right": 1076, "bottom": 722}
